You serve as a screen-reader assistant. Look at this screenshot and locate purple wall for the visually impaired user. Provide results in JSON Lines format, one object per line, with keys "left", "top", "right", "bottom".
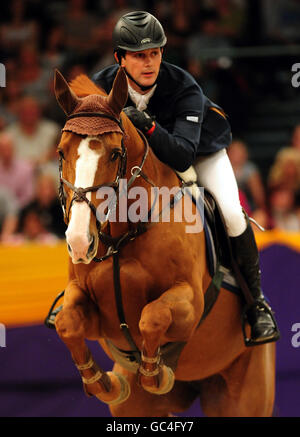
{"left": 1, "top": 243, "right": 299, "bottom": 417}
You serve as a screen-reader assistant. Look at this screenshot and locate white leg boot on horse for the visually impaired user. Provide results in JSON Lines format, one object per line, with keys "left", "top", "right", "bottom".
{"left": 109, "top": 363, "right": 200, "bottom": 417}
{"left": 55, "top": 280, "right": 130, "bottom": 406}
{"left": 194, "top": 149, "right": 280, "bottom": 346}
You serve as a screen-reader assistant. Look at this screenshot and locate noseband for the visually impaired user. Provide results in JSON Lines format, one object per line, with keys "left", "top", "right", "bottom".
{"left": 59, "top": 111, "right": 153, "bottom": 239}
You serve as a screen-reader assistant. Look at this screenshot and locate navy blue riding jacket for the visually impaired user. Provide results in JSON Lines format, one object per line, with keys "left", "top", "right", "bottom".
{"left": 93, "top": 61, "right": 232, "bottom": 172}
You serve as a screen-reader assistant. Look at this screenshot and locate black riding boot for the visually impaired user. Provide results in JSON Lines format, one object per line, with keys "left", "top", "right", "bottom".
{"left": 230, "top": 220, "right": 280, "bottom": 346}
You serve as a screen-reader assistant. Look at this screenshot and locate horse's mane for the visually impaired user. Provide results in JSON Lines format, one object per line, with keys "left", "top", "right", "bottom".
{"left": 69, "top": 74, "right": 107, "bottom": 98}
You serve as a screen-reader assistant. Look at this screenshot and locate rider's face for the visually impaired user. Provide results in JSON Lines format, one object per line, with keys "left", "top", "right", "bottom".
{"left": 118, "top": 48, "right": 162, "bottom": 93}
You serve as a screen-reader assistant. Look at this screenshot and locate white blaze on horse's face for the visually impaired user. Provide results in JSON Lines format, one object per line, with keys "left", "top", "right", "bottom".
{"left": 65, "top": 136, "right": 102, "bottom": 264}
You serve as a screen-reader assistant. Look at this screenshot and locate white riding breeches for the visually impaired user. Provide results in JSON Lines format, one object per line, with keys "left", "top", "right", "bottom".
{"left": 194, "top": 149, "right": 247, "bottom": 237}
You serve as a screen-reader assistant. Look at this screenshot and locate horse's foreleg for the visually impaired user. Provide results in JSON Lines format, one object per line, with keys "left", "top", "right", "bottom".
{"left": 55, "top": 280, "right": 130, "bottom": 406}
{"left": 138, "top": 282, "right": 199, "bottom": 395}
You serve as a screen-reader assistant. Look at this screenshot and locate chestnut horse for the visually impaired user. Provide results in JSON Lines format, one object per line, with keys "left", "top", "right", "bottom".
{"left": 52, "top": 67, "right": 276, "bottom": 417}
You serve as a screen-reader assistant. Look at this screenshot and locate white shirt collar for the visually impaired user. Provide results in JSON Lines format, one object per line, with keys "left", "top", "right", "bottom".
{"left": 127, "top": 81, "right": 157, "bottom": 111}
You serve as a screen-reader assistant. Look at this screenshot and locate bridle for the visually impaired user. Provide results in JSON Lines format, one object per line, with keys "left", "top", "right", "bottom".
{"left": 58, "top": 111, "right": 155, "bottom": 251}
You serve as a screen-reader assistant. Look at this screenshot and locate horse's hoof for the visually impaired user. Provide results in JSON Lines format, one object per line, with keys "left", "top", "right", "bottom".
{"left": 142, "top": 365, "right": 175, "bottom": 395}
{"left": 96, "top": 372, "right": 130, "bottom": 406}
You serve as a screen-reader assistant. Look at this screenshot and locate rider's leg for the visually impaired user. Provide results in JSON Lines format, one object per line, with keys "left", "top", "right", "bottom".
{"left": 194, "top": 149, "right": 280, "bottom": 345}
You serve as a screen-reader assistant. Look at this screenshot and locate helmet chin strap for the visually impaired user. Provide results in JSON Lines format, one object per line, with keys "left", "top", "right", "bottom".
{"left": 124, "top": 68, "right": 157, "bottom": 92}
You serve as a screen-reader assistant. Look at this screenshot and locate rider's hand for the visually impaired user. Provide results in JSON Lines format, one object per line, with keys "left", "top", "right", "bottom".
{"left": 123, "top": 106, "right": 155, "bottom": 135}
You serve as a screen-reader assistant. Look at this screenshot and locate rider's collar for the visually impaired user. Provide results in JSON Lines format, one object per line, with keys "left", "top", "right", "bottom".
{"left": 127, "top": 81, "right": 157, "bottom": 111}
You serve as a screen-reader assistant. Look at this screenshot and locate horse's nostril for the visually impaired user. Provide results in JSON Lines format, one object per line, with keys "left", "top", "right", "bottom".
{"left": 87, "top": 236, "right": 95, "bottom": 255}
{"left": 67, "top": 243, "right": 72, "bottom": 253}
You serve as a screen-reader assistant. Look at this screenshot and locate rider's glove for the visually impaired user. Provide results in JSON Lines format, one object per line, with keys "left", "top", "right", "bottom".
{"left": 123, "top": 106, "right": 155, "bottom": 136}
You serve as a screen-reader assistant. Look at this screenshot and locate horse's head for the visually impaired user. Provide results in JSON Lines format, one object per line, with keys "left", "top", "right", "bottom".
{"left": 54, "top": 68, "right": 128, "bottom": 264}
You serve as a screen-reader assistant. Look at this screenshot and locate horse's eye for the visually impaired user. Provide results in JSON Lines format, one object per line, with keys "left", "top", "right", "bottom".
{"left": 110, "top": 149, "right": 122, "bottom": 161}
{"left": 58, "top": 149, "right": 65, "bottom": 160}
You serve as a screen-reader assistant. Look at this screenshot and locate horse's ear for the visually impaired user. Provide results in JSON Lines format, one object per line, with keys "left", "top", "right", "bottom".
{"left": 107, "top": 67, "right": 128, "bottom": 115}
{"left": 54, "top": 69, "right": 79, "bottom": 116}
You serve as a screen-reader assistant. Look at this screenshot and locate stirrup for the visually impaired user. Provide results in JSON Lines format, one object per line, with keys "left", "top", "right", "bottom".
{"left": 44, "top": 290, "right": 65, "bottom": 329}
{"left": 241, "top": 300, "right": 280, "bottom": 347}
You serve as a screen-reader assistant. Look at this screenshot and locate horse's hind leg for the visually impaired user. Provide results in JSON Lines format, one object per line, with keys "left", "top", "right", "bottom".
{"left": 199, "top": 343, "right": 276, "bottom": 417}
{"left": 138, "top": 282, "right": 200, "bottom": 395}
{"left": 55, "top": 280, "right": 130, "bottom": 405}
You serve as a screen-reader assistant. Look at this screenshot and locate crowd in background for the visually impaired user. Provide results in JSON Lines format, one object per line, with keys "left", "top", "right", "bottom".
{"left": 1, "top": 0, "right": 300, "bottom": 244}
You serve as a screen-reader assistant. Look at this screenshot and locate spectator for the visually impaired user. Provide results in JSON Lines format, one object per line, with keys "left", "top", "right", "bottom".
{"left": 227, "top": 139, "right": 267, "bottom": 211}
{"left": 38, "top": 141, "right": 60, "bottom": 191}
{"left": 261, "top": 0, "right": 300, "bottom": 44}
{"left": 16, "top": 44, "right": 52, "bottom": 106}
{"left": 91, "top": 12, "right": 122, "bottom": 73}
{"left": 0, "top": 0, "right": 38, "bottom": 56}
{"left": 186, "top": 8, "right": 232, "bottom": 76}
{"left": 41, "top": 25, "right": 67, "bottom": 74}
{"left": 17, "top": 173, "right": 66, "bottom": 240}
{"left": 63, "top": 0, "right": 99, "bottom": 54}
{"left": 268, "top": 148, "right": 300, "bottom": 193}
{"left": 269, "top": 187, "right": 300, "bottom": 231}
{"left": 153, "top": 1, "right": 194, "bottom": 68}
{"left": 0, "top": 132, "right": 34, "bottom": 208}
{"left": 289, "top": 124, "right": 300, "bottom": 151}
{"left": 4, "top": 96, "right": 60, "bottom": 168}
{"left": 0, "top": 78, "right": 23, "bottom": 127}
{"left": 216, "top": 0, "right": 247, "bottom": 40}
{"left": 0, "top": 186, "right": 19, "bottom": 242}
{"left": 275, "top": 124, "right": 300, "bottom": 156}
{"left": 13, "top": 210, "right": 59, "bottom": 244}
{"left": 238, "top": 188, "right": 252, "bottom": 215}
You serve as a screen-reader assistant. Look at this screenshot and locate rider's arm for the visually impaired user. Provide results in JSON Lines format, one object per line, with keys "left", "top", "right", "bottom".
{"left": 147, "top": 86, "right": 204, "bottom": 173}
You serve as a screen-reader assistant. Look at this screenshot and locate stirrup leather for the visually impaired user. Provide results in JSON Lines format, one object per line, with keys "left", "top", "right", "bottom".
{"left": 44, "top": 290, "right": 65, "bottom": 329}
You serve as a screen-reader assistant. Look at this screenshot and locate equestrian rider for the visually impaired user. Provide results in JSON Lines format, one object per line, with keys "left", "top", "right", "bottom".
{"left": 91, "top": 11, "right": 279, "bottom": 346}
{"left": 46, "top": 11, "right": 279, "bottom": 345}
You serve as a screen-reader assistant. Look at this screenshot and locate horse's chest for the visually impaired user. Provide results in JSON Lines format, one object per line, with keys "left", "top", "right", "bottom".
{"left": 85, "top": 267, "right": 149, "bottom": 348}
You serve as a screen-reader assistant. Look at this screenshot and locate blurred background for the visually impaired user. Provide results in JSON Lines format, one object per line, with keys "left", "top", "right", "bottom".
{"left": 1, "top": 0, "right": 300, "bottom": 418}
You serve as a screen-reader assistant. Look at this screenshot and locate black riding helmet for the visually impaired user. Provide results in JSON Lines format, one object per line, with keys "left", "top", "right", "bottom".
{"left": 113, "top": 11, "right": 167, "bottom": 91}
{"left": 113, "top": 10, "right": 167, "bottom": 53}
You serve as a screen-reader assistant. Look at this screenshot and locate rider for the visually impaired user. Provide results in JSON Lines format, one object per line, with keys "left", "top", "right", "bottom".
{"left": 92, "top": 11, "right": 279, "bottom": 346}
{"left": 46, "top": 11, "right": 279, "bottom": 346}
